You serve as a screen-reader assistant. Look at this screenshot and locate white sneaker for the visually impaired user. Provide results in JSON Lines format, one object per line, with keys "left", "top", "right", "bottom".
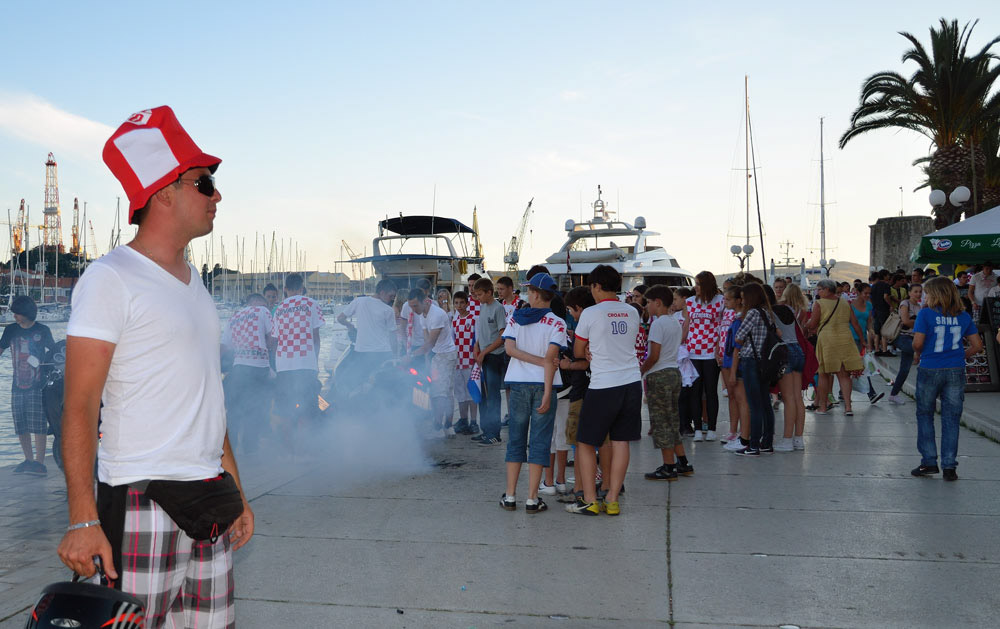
{"left": 705, "top": 430, "right": 716, "bottom": 442}
{"left": 724, "top": 438, "right": 745, "bottom": 451}
{"left": 555, "top": 482, "right": 567, "bottom": 494}
{"left": 792, "top": 436, "right": 805, "bottom": 451}
{"left": 888, "top": 394, "right": 905, "bottom": 405}
{"left": 693, "top": 430, "right": 704, "bottom": 442}
{"left": 721, "top": 432, "right": 739, "bottom": 443}
{"left": 774, "top": 438, "right": 794, "bottom": 452}
{"left": 538, "top": 482, "right": 557, "bottom": 496}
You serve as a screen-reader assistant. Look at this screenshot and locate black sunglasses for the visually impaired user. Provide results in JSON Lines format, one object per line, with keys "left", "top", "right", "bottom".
{"left": 176, "top": 174, "right": 216, "bottom": 197}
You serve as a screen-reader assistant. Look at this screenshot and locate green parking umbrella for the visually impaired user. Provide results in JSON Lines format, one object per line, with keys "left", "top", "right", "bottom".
{"left": 912, "top": 205, "right": 1000, "bottom": 265}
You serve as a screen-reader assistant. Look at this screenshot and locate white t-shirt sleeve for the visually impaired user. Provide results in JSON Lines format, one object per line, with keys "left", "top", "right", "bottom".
{"left": 311, "top": 300, "right": 325, "bottom": 329}
{"left": 342, "top": 297, "right": 360, "bottom": 318}
{"left": 259, "top": 308, "right": 273, "bottom": 340}
{"left": 502, "top": 317, "right": 518, "bottom": 340}
{"left": 575, "top": 308, "right": 594, "bottom": 341}
{"left": 66, "top": 263, "right": 129, "bottom": 344}
{"left": 549, "top": 318, "right": 567, "bottom": 348}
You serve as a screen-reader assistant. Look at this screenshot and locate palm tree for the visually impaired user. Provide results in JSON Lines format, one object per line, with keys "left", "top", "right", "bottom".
{"left": 839, "top": 19, "right": 1000, "bottom": 225}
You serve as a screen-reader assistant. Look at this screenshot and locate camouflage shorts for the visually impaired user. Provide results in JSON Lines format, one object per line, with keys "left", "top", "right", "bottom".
{"left": 646, "top": 368, "right": 682, "bottom": 449}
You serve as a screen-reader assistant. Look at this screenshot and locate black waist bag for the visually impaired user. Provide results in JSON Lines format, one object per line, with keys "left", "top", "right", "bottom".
{"left": 143, "top": 471, "right": 244, "bottom": 542}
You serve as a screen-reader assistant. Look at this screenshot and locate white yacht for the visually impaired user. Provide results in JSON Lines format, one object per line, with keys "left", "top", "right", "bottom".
{"left": 543, "top": 187, "right": 694, "bottom": 293}
{"left": 351, "top": 214, "right": 486, "bottom": 294}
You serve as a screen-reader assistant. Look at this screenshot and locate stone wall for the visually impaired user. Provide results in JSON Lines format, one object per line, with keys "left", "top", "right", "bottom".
{"left": 869, "top": 215, "right": 935, "bottom": 272}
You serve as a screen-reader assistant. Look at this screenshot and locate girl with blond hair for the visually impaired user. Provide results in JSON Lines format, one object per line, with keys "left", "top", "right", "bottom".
{"left": 910, "top": 277, "right": 982, "bottom": 480}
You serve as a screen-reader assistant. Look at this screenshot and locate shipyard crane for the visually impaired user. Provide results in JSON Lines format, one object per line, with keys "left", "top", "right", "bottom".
{"left": 503, "top": 198, "right": 533, "bottom": 276}
{"left": 340, "top": 239, "right": 363, "bottom": 280}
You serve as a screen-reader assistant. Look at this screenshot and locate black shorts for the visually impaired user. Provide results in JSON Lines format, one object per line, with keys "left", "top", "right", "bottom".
{"left": 274, "top": 369, "right": 319, "bottom": 420}
{"left": 577, "top": 381, "right": 643, "bottom": 445}
{"left": 872, "top": 309, "right": 888, "bottom": 336}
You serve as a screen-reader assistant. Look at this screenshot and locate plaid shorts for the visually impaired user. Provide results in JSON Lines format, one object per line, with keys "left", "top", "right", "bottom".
{"left": 11, "top": 387, "right": 46, "bottom": 435}
{"left": 121, "top": 488, "right": 235, "bottom": 628}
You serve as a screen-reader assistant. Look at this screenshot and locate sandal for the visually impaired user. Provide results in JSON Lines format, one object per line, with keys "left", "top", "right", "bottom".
{"left": 845, "top": 409, "right": 854, "bottom": 416}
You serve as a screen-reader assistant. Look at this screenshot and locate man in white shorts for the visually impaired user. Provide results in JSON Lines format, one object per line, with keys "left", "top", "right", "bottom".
{"left": 57, "top": 106, "right": 253, "bottom": 627}
{"left": 408, "top": 288, "right": 458, "bottom": 436}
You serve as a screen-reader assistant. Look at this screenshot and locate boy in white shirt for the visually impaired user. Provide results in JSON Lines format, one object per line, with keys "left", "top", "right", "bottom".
{"left": 566, "top": 265, "right": 641, "bottom": 517}
{"left": 640, "top": 286, "right": 693, "bottom": 481}
{"left": 499, "top": 273, "right": 566, "bottom": 514}
{"left": 408, "top": 288, "right": 458, "bottom": 437}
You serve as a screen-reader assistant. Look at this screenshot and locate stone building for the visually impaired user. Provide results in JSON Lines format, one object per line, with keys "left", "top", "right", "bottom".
{"left": 869, "top": 215, "right": 934, "bottom": 272}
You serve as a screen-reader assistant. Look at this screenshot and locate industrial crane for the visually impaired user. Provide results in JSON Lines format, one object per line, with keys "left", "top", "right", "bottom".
{"left": 503, "top": 198, "right": 533, "bottom": 276}
{"left": 340, "top": 239, "right": 363, "bottom": 280}
{"left": 12, "top": 199, "right": 26, "bottom": 254}
{"left": 88, "top": 220, "right": 99, "bottom": 259}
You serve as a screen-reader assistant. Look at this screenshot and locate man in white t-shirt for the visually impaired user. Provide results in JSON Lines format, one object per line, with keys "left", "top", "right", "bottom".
{"left": 408, "top": 288, "right": 458, "bottom": 437}
{"left": 222, "top": 293, "right": 274, "bottom": 454}
{"left": 399, "top": 278, "right": 432, "bottom": 367}
{"left": 57, "top": 106, "right": 252, "bottom": 625}
{"left": 566, "top": 265, "right": 641, "bottom": 517}
{"left": 336, "top": 278, "right": 397, "bottom": 394}
{"left": 271, "top": 273, "right": 325, "bottom": 432}
{"left": 970, "top": 261, "right": 997, "bottom": 310}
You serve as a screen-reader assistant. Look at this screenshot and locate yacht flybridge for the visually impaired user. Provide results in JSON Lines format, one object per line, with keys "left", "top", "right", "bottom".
{"left": 351, "top": 214, "right": 486, "bottom": 294}
{"left": 544, "top": 187, "right": 694, "bottom": 293}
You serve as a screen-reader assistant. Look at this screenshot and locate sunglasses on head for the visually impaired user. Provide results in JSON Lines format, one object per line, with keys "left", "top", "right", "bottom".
{"left": 176, "top": 174, "right": 216, "bottom": 197}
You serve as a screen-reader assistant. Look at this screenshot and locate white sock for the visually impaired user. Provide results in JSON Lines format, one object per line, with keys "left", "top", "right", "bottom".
{"left": 525, "top": 497, "right": 538, "bottom": 506}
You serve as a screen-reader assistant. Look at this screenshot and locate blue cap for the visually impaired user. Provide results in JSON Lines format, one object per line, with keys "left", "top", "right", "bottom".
{"left": 523, "top": 272, "right": 557, "bottom": 292}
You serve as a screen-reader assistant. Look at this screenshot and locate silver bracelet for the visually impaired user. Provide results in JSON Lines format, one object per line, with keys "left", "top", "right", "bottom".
{"left": 67, "top": 519, "right": 101, "bottom": 532}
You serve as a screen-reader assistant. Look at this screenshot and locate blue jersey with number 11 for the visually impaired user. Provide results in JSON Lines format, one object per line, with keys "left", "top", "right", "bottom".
{"left": 913, "top": 307, "right": 977, "bottom": 369}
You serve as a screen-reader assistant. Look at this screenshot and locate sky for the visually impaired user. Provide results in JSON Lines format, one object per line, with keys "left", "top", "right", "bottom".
{"left": 1, "top": 1, "right": 996, "bottom": 279}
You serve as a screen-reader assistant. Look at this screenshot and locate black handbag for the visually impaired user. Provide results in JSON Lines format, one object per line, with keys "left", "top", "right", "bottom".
{"left": 143, "top": 471, "right": 245, "bottom": 542}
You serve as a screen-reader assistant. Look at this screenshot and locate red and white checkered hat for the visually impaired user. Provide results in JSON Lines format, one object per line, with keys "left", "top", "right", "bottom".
{"left": 102, "top": 106, "right": 220, "bottom": 224}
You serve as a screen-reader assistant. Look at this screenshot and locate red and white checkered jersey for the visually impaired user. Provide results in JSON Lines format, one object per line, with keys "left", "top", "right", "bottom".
{"left": 635, "top": 321, "right": 649, "bottom": 364}
{"left": 452, "top": 312, "right": 477, "bottom": 369}
{"left": 468, "top": 297, "right": 481, "bottom": 321}
{"left": 223, "top": 305, "right": 272, "bottom": 368}
{"left": 271, "top": 295, "right": 325, "bottom": 372}
{"left": 716, "top": 308, "right": 737, "bottom": 358}
{"left": 685, "top": 294, "right": 724, "bottom": 358}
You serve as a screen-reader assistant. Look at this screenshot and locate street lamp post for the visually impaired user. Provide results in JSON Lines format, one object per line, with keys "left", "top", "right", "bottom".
{"left": 929, "top": 186, "right": 971, "bottom": 222}
{"left": 731, "top": 244, "right": 754, "bottom": 272}
{"left": 819, "top": 257, "right": 837, "bottom": 277}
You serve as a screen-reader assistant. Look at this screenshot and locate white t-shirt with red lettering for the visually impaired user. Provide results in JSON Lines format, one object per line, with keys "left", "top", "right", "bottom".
{"left": 574, "top": 299, "right": 641, "bottom": 389}
{"left": 685, "top": 294, "right": 725, "bottom": 358}
{"left": 502, "top": 297, "right": 526, "bottom": 321}
{"left": 223, "top": 305, "right": 272, "bottom": 368}
{"left": 502, "top": 312, "right": 566, "bottom": 385}
{"left": 271, "top": 294, "right": 325, "bottom": 372}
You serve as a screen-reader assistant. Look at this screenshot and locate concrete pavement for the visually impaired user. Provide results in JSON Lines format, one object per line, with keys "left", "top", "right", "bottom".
{"left": 1, "top": 388, "right": 999, "bottom": 628}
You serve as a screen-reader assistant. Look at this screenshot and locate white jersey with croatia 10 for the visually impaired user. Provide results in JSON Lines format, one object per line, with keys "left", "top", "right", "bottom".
{"left": 574, "top": 298, "right": 641, "bottom": 389}
{"left": 502, "top": 311, "right": 567, "bottom": 385}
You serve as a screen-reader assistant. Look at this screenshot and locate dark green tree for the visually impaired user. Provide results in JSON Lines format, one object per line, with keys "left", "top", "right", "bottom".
{"left": 839, "top": 19, "right": 1000, "bottom": 226}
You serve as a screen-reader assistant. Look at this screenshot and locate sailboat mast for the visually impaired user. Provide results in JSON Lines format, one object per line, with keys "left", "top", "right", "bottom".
{"left": 820, "top": 117, "right": 826, "bottom": 266}
{"left": 745, "top": 75, "right": 750, "bottom": 247}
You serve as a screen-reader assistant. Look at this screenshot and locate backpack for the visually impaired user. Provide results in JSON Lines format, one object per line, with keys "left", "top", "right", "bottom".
{"left": 749, "top": 308, "right": 789, "bottom": 386}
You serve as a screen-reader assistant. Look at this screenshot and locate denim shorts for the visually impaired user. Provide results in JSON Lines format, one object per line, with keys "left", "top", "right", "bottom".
{"left": 784, "top": 343, "right": 805, "bottom": 373}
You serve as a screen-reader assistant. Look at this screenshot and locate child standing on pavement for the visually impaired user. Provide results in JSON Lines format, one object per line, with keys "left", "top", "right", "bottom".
{"left": 557, "top": 286, "right": 595, "bottom": 503}
{"left": 673, "top": 287, "right": 696, "bottom": 435}
{"left": 566, "top": 265, "right": 642, "bottom": 517}
{"left": 499, "top": 273, "right": 566, "bottom": 513}
{"left": 641, "top": 286, "right": 693, "bottom": 481}
{"left": 910, "top": 277, "right": 983, "bottom": 481}
{"left": 2, "top": 295, "right": 56, "bottom": 476}
{"left": 451, "top": 291, "right": 478, "bottom": 435}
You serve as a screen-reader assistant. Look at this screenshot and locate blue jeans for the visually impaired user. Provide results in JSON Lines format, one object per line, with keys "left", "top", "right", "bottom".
{"left": 891, "top": 335, "right": 914, "bottom": 395}
{"left": 505, "top": 383, "right": 557, "bottom": 466}
{"left": 785, "top": 343, "right": 805, "bottom": 373}
{"left": 479, "top": 353, "right": 504, "bottom": 439}
{"left": 740, "top": 357, "right": 775, "bottom": 449}
{"left": 915, "top": 367, "right": 965, "bottom": 469}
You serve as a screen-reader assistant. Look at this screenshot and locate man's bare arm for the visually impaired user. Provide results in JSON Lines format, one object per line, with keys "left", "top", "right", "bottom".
{"left": 57, "top": 336, "right": 117, "bottom": 579}
{"left": 221, "top": 433, "right": 255, "bottom": 550}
